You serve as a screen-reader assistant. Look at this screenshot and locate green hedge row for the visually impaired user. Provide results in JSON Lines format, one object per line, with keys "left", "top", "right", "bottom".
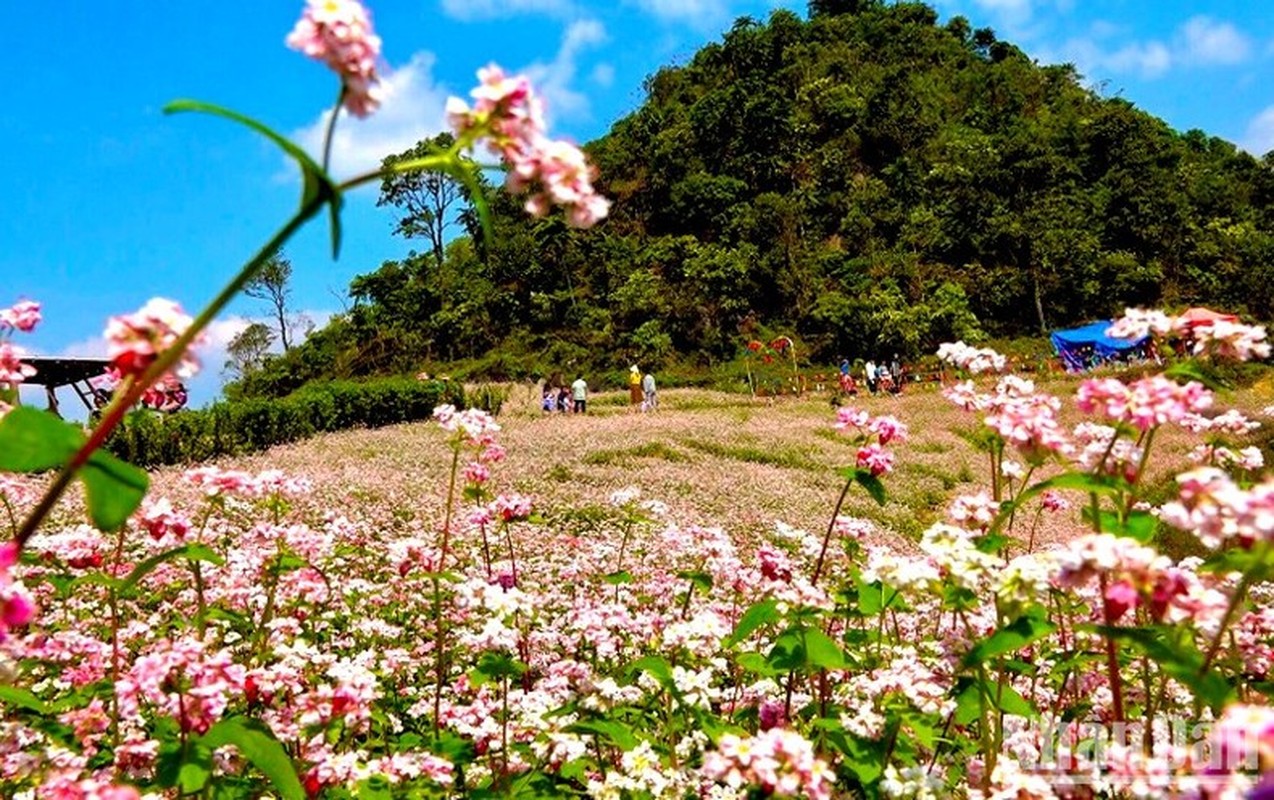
{"left": 105, "top": 378, "right": 465, "bottom": 468}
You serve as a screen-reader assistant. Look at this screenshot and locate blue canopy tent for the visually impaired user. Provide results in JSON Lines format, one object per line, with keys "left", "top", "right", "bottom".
{"left": 1049, "top": 321, "right": 1149, "bottom": 372}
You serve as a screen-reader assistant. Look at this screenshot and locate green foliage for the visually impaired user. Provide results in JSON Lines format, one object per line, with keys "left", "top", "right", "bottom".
{"left": 234, "top": 4, "right": 1274, "bottom": 392}
{"left": 0, "top": 406, "right": 149, "bottom": 532}
{"left": 105, "top": 378, "right": 463, "bottom": 468}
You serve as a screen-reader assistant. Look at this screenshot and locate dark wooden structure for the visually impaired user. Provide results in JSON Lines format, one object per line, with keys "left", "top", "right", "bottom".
{"left": 18, "top": 357, "right": 111, "bottom": 417}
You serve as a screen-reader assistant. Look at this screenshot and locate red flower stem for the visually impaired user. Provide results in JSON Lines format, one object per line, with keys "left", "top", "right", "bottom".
{"left": 12, "top": 193, "right": 327, "bottom": 550}
{"left": 811, "top": 473, "right": 855, "bottom": 587}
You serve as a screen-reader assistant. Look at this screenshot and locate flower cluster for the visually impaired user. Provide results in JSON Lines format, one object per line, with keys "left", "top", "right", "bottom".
{"left": 103, "top": 297, "right": 204, "bottom": 379}
{"left": 0, "top": 299, "right": 40, "bottom": 397}
{"left": 1159, "top": 467, "right": 1274, "bottom": 549}
{"left": 446, "top": 64, "right": 610, "bottom": 228}
{"left": 936, "top": 340, "right": 1006, "bottom": 374}
{"left": 287, "top": 0, "right": 382, "bottom": 117}
{"left": 1076, "top": 375, "right": 1212, "bottom": 432}
{"left": 1107, "top": 306, "right": 1270, "bottom": 361}
{"left": 701, "top": 729, "right": 835, "bottom": 800}
{"left": 0, "top": 542, "right": 35, "bottom": 643}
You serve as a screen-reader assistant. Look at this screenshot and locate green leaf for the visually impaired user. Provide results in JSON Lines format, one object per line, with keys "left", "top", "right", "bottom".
{"left": 1164, "top": 360, "right": 1225, "bottom": 390}
{"left": 736, "top": 651, "right": 782, "bottom": 677}
{"left": 163, "top": 100, "right": 339, "bottom": 244}
{"left": 990, "top": 471, "right": 1127, "bottom": 536}
{"left": 853, "top": 468, "right": 887, "bottom": 506}
{"left": 626, "top": 655, "right": 674, "bottom": 686}
{"left": 676, "top": 570, "right": 714, "bottom": 593}
{"left": 602, "top": 570, "right": 633, "bottom": 585}
{"left": 803, "top": 627, "right": 848, "bottom": 670}
{"left": 0, "top": 406, "right": 82, "bottom": 471}
{"left": 991, "top": 682, "right": 1037, "bottom": 718}
{"left": 963, "top": 615, "right": 1057, "bottom": 668}
{"left": 856, "top": 577, "right": 901, "bottom": 615}
{"left": 0, "top": 406, "right": 149, "bottom": 532}
{"left": 200, "top": 717, "right": 305, "bottom": 800}
{"left": 565, "top": 719, "right": 638, "bottom": 751}
{"left": 470, "top": 651, "right": 528, "bottom": 684}
{"left": 724, "top": 598, "right": 780, "bottom": 648}
{"left": 178, "top": 744, "right": 214, "bottom": 793}
{"left": 0, "top": 685, "right": 50, "bottom": 715}
{"left": 1090, "top": 625, "right": 1232, "bottom": 711}
{"left": 355, "top": 775, "right": 394, "bottom": 800}
{"left": 119, "top": 543, "right": 224, "bottom": 595}
{"left": 1080, "top": 507, "right": 1157, "bottom": 543}
{"left": 81, "top": 449, "right": 149, "bottom": 532}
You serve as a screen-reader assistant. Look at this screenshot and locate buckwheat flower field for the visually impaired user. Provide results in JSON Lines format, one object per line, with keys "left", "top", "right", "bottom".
{"left": 6, "top": 1, "right": 1274, "bottom": 796}
{"left": 7, "top": 348, "right": 1274, "bottom": 797}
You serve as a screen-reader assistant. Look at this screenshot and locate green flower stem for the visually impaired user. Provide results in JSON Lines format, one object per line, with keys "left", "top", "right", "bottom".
{"left": 1200, "top": 565, "right": 1259, "bottom": 676}
{"left": 322, "top": 87, "right": 345, "bottom": 174}
{"left": 14, "top": 191, "right": 328, "bottom": 550}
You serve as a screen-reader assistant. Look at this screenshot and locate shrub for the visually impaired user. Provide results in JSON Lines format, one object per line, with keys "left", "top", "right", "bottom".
{"left": 105, "top": 378, "right": 463, "bottom": 468}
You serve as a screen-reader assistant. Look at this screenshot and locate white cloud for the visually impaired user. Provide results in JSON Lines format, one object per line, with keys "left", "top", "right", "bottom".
{"left": 1179, "top": 15, "right": 1252, "bottom": 65}
{"left": 439, "top": 0, "right": 574, "bottom": 21}
{"left": 292, "top": 52, "right": 451, "bottom": 179}
{"left": 1103, "top": 40, "right": 1173, "bottom": 78}
{"left": 1242, "top": 105, "right": 1274, "bottom": 157}
{"left": 1047, "top": 15, "right": 1252, "bottom": 82}
{"left": 523, "top": 19, "right": 608, "bottom": 123}
{"left": 626, "top": 0, "right": 729, "bottom": 27}
{"left": 591, "top": 63, "right": 616, "bottom": 87}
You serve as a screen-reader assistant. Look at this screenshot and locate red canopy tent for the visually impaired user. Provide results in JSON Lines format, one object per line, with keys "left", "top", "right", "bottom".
{"left": 1178, "top": 307, "right": 1238, "bottom": 326}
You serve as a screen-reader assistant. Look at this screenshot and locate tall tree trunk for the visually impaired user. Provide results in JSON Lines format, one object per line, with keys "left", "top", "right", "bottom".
{"left": 1032, "top": 266, "right": 1047, "bottom": 334}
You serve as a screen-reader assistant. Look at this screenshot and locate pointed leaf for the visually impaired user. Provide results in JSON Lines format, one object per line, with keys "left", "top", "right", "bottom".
{"left": 802, "top": 627, "right": 848, "bottom": 670}
{"left": 80, "top": 450, "right": 149, "bottom": 532}
{"left": 119, "top": 543, "right": 224, "bottom": 594}
{"left": 200, "top": 717, "right": 305, "bottom": 800}
{"left": 0, "top": 685, "right": 50, "bottom": 715}
{"left": 964, "top": 615, "right": 1057, "bottom": 668}
{"left": 853, "top": 468, "right": 887, "bottom": 506}
{"left": 725, "top": 598, "right": 780, "bottom": 648}
{"left": 0, "top": 406, "right": 82, "bottom": 472}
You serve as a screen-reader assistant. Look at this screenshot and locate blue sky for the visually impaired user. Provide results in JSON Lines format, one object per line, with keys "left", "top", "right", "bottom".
{"left": 5, "top": 0, "right": 1272, "bottom": 411}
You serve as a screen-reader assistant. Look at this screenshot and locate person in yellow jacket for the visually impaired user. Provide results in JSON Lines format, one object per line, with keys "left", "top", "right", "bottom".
{"left": 628, "top": 364, "right": 642, "bottom": 409}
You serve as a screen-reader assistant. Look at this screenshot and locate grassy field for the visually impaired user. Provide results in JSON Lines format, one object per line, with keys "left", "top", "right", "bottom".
{"left": 144, "top": 375, "right": 1273, "bottom": 556}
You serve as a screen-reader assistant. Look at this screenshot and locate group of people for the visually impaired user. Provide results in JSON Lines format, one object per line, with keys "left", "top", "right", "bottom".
{"left": 627, "top": 365, "right": 658, "bottom": 412}
{"left": 539, "top": 365, "right": 659, "bottom": 415}
{"left": 541, "top": 375, "right": 590, "bottom": 414}
{"left": 840, "top": 356, "right": 904, "bottom": 395}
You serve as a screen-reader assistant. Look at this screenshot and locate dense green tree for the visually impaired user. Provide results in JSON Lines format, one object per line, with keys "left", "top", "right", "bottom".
{"left": 237, "top": 2, "right": 1274, "bottom": 396}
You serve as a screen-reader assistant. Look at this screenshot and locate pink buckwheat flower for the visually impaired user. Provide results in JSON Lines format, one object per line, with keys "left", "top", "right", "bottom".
{"left": 137, "top": 498, "right": 191, "bottom": 543}
{"left": 856, "top": 443, "right": 894, "bottom": 477}
{"left": 834, "top": 407, "right": 870, "bottom": 432}
{"left": 492, "top": 493, "right": 534, "bottom": 522}
{"left": 447, "top": 64, "right": 610, "bottom": 228}
{"left": 1041, "top": 490, "right": 1070, "bottom": 512}
{"left": 287, "top": 0, "right": 383, "bottom": 118}
{"left": 0, "top": 541, "right": 35, "bottom": 642}
{"left": 104, "top": 298, "right": 204, "bottom": 379}
{"left": 702, "top": 728, "right": 834, "bottom": 800}
{"left": 0, "top": 300, "right": 41, "bottom": 332}
{"left": 1186, "top": 318, "right": 1270, "bottom": 361}
{"left": 1106, "top": 307, "right": 1175, "bottom": 340}
{"left": 0, "top": 343, "right": 36, "bottom": 384}
{"left": 868, "top": 414, "right": 908, "bottom": 445}
{"left": 1077, "top": 375, "right": 1212, "bottom": 432}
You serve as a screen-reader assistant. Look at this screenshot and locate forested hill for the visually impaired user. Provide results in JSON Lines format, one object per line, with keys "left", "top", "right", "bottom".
{"left": 231, "top": 1, "right": 1274, "bottom": 398}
